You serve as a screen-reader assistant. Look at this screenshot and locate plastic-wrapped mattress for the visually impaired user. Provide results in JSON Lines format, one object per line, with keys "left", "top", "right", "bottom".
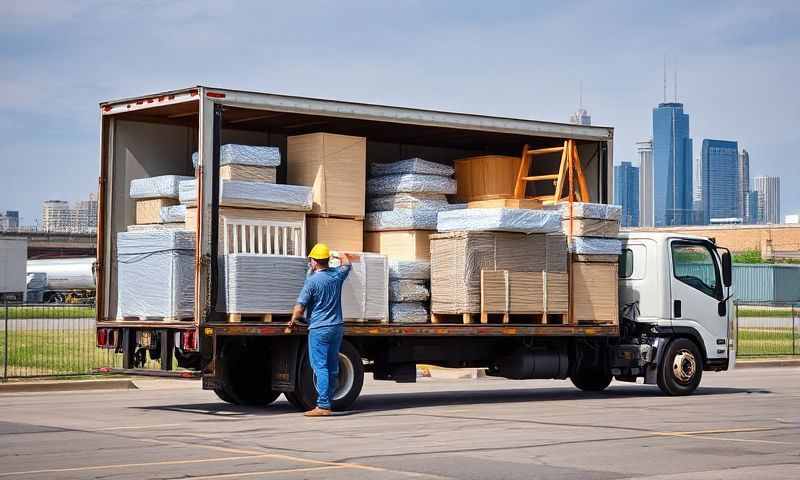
{"left": 339, "top": 253, "right": 389, "bottom": 321}
{"left": 160, "top": 205, "right": 187, "bottom": 223}
{"left": 389, "top": 260, "right": 430, "bottom": 280}
{"left": 370, "top": 158, "right": 454, "bottom": 177}
{"left": 389, "top": 279, "right": 430, "bottom": 302}
{"left": 191, "top": 144, "right": 281, "bottom": 168}
{"left": 367, "top": 174, "right": 457, "bottom": 195}
{"left": 116, "top": 230, "right": 195, "bottom": 319}
{"left": 390, "top": 302, "right": 429, "bottom": 323}
{"left": 570, "top": 237, "right": 623, "bottom": 255}
{"left": 367, "top": 193, "right": 449, "bottom": 212}
{"left": 224, "top": 255, "right": 307, "bottom": 314}
{"left": 179, "top": 179, "right": 312, "bottom": 211}
{"left": 365, "top": 205, "right": 464, "bottom": 232}
{"left": 548, "top": 202, "right": 622, "bottom": 221}
{"left": 437, "top": 208, "right": 561, "bottom": 234}
{"left": 130, "top": 175, "right": 194, "bottom": 199}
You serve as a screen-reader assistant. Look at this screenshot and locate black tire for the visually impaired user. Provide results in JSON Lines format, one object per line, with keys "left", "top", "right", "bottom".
{"left": 570, "top": 367, "right": 613, "bottom": 392}
{"left": 293, "top": 339, "right": 364, "bottom": 411}
{"left": 283, "top": 391, "right": 304, "bottom": 410}
{"left": 216, "top": 339, "right": 280, "bottom": 406}
{"left": 657, "top": 338, "right": 703, "bottom": 396}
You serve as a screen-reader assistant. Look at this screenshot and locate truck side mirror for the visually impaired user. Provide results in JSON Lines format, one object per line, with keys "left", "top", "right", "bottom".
{"left": 721, "top": 251, "right": 732, "bottom": 287}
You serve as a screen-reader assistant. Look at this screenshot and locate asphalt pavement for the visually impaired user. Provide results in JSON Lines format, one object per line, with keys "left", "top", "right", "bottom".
{"left": 0, "top": 367, "right": 799, "bottom": 479}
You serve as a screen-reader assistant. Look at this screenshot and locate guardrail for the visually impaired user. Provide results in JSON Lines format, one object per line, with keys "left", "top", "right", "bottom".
{"left": 735, "top": 301, "right": 799, "bottom": 357}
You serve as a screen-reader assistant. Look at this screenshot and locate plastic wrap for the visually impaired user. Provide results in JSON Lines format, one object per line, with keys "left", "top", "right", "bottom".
{"left": 365, "top": 205, "right": 464, "bottom": 232}
{"left": 160, "top": 204, "right": 186, "bottom": 223}
{"left": 389, "top": 279, "right": 430, "bottom": 302}
{"left": 390, "top": 302, "right": 429, "bottom": 323}
{"left": 548, "top": 202, "right": 622, "bottom": 220}
{"left": 338, "top": 253, "right": 389, "bottom": 321}
{"left": 127, "top": 223, "right": 187, "bottom": 232}
{"left": 367, "top": 193, "right": 449, "bottom": 212}
{"left": 179, "top": 179, "right": 313, "bottom": 211}
{"left": 437, "top": 208, "right": 561, "bottom": 234}
{"left": 130, "top": 175, "right": 194, "bottom": 199}
{"left": 116, "top": 230, "right": 195, "bottom": 319}
{"left": 191, "top": 144, "right": 281, "bottom": 168}
{"left": 367, "top": 174, "right": 457, "bottom": 195}
{"left": 389, "top": 260, "right": 430, "bottom": 280}
{"left": 570, "top": 237, "right": 623, "bottom": 255}
{"left": 370, "top": 158, "right": 454, "bottom": 177}
{"left": 224, "top": 255, "right": 307, "bottom": 314}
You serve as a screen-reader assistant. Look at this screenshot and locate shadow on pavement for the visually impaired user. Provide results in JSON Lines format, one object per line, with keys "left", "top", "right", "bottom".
{"left": 133, "top": 384, "right": 769, "bottom": 417}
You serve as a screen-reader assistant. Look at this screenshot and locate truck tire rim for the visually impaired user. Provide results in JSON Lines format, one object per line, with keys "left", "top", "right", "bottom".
{"left": 672, "top": 349, "right": 696, "bottom": 384}
{"left": 333, "top": 353, "right": 355, "bottom": 401}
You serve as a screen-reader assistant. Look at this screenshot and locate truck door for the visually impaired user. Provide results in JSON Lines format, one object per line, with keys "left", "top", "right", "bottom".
{"left": 669, "top": 240, "right": 727, "bottom": 359}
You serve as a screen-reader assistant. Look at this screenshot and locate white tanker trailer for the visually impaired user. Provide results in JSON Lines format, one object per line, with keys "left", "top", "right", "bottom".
{"left": 26, "top": 257, "right": 96, "bottom": 303}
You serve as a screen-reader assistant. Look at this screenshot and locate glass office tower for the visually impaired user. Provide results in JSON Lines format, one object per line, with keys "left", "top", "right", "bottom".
{"left": 652, "top": 102, "right": 693, "bottom": 226}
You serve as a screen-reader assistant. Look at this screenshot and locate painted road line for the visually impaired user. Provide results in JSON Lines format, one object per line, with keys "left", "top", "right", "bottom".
{"left": 164, "top": 465, "right": 351, "bottom": 480}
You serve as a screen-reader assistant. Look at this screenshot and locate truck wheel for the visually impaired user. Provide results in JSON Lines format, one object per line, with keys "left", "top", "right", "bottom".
{"left": 217, "top": 340, "right": 280, "bottom": 406}
{"left": 293, "top": 339, "right": 364, "bottom": 411}
{"left": 283, "top": 392, "right": 304, "bottom": 410}
{"left": 657, "top": 338, "right": 703, "bottom": 396}
{"left": 570, "top": 368, "right": 613, "bottom": 392}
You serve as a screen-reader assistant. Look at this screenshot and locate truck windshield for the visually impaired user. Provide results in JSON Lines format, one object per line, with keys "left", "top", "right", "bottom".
{"left": 671, "top": 242, "right": 721, "bottom": 299}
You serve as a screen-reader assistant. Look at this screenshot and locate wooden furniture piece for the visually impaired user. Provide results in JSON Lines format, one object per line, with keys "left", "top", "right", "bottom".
{"left": 512, "top": 140, "right": 590, "bottom": 204}
{"left": 454, "top": 155, "right": 521, "bottom": 202}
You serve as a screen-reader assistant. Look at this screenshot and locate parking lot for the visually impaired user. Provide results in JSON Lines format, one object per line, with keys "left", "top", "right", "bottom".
{"left": 1, "top": 366, "right": 799, "bottom": 479}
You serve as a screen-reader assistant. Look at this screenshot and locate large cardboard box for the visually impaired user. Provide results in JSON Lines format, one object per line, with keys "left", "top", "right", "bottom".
{"left": 287, "top": 133, "right": 366, "bottom": 218}
{"left": 571, "top": 261, "right": 618, "bottom": 324}
{"left": 220, "top": 165, "right": 276, "bottom": 183}
{"left": 364, "top": 230, "right": 431, "bottom": 261}
{"left": 136, "top": 198, "right": 178, "bottom": 225}
{"left": 480, "top": 271, "right": 568, "bottom": 316}
{"left": 307, "top": 216, "right": 363, "bottom": 253}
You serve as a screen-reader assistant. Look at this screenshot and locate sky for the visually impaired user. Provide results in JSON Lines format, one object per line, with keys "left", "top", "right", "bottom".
{"left": 1, "top": 0, "right": 799, "bottom": 225}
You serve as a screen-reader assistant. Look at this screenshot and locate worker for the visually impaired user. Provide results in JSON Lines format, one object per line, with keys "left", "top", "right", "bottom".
{"left": 290, "top": 243, "right": 356, "bottom": 417}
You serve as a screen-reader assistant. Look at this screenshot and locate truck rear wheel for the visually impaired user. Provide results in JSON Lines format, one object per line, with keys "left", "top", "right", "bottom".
{"left": 216, "top": 339, "right": 280, "bottom": 406}
{"left": 570, "top": 368, "right": 613, "bottom": 392}
{"left": 292, "top": 339, "right": 364, "bottom": 412}
{"left": 657, "top": 338, "right": 703, "bottom": 396}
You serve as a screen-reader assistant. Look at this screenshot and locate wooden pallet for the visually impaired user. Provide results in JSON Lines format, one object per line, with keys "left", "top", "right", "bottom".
{"left": 119, "top": 316, "right": 193, "bottom": 322}
{"left": 227, "top": 313, "right": 292, "bottom": 323}
{"left": 479, "top": 312, "right": 566, "bottom": 325}
{"left": 430, "top": 312, "right": 477, "bottom": 324}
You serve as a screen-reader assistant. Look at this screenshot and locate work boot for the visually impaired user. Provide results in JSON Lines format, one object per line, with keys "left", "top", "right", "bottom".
{"left": 304, "top": 407, "right": 332, "bottom": 417}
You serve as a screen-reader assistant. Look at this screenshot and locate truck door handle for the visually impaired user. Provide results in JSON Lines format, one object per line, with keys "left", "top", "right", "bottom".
{"left": 674, "top": 300, "right": 682, "bottom": 318}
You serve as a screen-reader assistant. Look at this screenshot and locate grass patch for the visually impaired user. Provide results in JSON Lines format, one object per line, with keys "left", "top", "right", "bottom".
{"left": 4, "top": 306, "right": 96, "bottom": 319}
{"left": 738, "top": 328, "right": 799, "bottom": 356}
{"left": 0, "top": 329, "right": 121, "bottom": 377}
{"left": 736, "top": 307, "right": 794, "bottom": 318}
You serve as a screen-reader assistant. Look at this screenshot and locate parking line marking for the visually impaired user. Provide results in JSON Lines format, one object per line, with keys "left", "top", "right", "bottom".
{"left": 0, "top": 454, "right": 275, "bottom": 477}
{"left": 168, "top": 465, "right": 351, "bottom": 479}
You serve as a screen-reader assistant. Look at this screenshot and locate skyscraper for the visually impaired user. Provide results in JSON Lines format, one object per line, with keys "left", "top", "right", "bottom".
{"left": 738, "top": 149, "right": 750, "bottom": 222}
{"left": 569, "top": 108, "right": 591, "bottom": 126}
{"left": 652, "top": 102, "right": 693, "bottom": 226}
{"left": 753, "top": 176, "right": 781, "bottom": 224}
{"left": 746, "top": 190, "right": 761, "bottom": 224}
{"left": 0, "top": 210, "right": 19, "bottom": 231}
{"left": 637, "top": 139, "right": 654, "bottom": 227}
{"left": 42, "top": 200, "right": 74, "bottom": 232}
{"left": 614, "top": 161, "right": 640, "bottom": 227}
{"left": 701, "top": 139, "right": 739, "bottom": 223}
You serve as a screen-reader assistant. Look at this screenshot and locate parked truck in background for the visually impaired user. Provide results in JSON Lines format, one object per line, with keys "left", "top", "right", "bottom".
{"left": 0, "top": 238, "right": 28, "bottom": 302}
{"left": 26, "top": 257, "right": 96, "bottom": 304}
{"left": 94, "top": 87, "right": 734, "bottom": 410}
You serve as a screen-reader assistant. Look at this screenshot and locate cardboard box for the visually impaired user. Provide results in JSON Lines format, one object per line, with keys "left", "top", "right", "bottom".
{"left": 220, "top": 165, "right": 276, "bottom": 183}
{"left": 571, "top": 261, "right": 618, "bottom": 324}
{"left": 364, "top": 230, "right": 431, "bottom": 261}
{"left": 136, "top": 198, "right": 178, "bottom": 224}
{"left": 561, "top": 218, "right": 619, "bottom": 236}
{"left": 287, "top": 132, "right": 366, "bottom": 218}
{"left": 480, "top": 270, "right": 568, "bottom": 316}
{"left": 306, "top": 216, "right": 363, "bottom": 253}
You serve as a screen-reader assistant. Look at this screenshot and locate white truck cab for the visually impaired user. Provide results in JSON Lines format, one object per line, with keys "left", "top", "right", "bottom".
{"left": 616, "top": 232, "right": 734, "bottom": 395}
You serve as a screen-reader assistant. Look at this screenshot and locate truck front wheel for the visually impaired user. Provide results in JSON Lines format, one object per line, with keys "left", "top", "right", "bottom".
{"left": 570, "top": 368, "right": 613, "bottom": 392}
{"left": 291, "top": 339, "right": 364, "bottom": 412}
{"left": 657, "top": 338, "right": 703, "bottom": 396}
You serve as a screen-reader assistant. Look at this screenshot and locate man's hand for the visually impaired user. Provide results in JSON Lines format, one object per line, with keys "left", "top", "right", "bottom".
{"left": 339, "top": 252, "right": 360, "bottom": 266}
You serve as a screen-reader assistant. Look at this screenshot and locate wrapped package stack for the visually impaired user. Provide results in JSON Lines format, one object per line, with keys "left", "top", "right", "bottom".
{"left": 130, "top": 175, "right": 193, "bottom": 226}
{"left": 224, "top": 254, "right": 307, "bottom": 319}
{"left": 332, "top": 253, "right": 389, "bottom": 322}
{"left": 288, "top": 133, "right": 366, "bottom": 253}
{"left": 116, "top": 230, "right": 195, "bottom": 320}
{"left": 192, "top": 144, "right": 280, "bottom": 182}
{"left": 365, "top": 158, "right": 459, "bottom": 323}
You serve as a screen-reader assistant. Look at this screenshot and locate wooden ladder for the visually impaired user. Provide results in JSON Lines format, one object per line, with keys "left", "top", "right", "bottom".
{"left": 512, "top": 139, "right": 590, "bottom": 203}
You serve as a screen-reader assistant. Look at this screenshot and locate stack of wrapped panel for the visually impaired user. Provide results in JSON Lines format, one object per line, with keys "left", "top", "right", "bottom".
{"left": 386, "top": 260, "right": 431, "bottom": 323}
{"left": 116, "top": 230, "right": 195, "bottom": 320}
{"left": 192, "top": 144, "right": 280, "bottom": 182}
{"left": 130, "top": 175, "right": 193, "bottom": 226}
{"left": 548, "top": 202, "right": 623, "bottom": 255}
{"left": 336, "top": 253, "right": 389, "bottom": 322}
{"left": 224, "top": 254, "right": 307, "bottom": 315}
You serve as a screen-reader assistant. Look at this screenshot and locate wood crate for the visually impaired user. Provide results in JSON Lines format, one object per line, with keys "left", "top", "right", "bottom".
{"left": 454, "top": 155, "right": 521, "bottom": 202}
{"left": 570, "top": 261, "right": 618, "bottom": 325}
{"left": 307, "top": 216, "right": 363, "bottom": 253}
{"left": 287, "top": 132, "right": 366, "bottom": 218}
{"left": 480, "top": 270, "right": 569, "bottom": 318}
{"left": 364, "top": 230, "right": 431, "bottom": 261}
{"left": 220, "top": 164, "right": 276, "bottom": 183}
{"left": 136, "top": 198, "right": 178, "bottom": 224}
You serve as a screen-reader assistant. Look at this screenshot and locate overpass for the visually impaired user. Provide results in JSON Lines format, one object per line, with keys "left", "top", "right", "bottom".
{"left": 0, "top": 231, "right": 96, "bottom": 259}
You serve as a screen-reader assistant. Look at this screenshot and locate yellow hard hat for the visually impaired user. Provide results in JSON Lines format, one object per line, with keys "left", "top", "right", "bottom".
{"left": 308, "top": 243, "right": 330, "bottom": 260}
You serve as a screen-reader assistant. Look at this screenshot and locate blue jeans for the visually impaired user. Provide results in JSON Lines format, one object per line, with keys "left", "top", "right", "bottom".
{"left": 307, "top": 324, "right": 343, "bottom": 409}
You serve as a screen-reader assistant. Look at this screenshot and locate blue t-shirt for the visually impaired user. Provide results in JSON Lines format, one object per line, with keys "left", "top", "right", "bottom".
{"left": 296, "top": 265, "right": 351, "bottom": 329}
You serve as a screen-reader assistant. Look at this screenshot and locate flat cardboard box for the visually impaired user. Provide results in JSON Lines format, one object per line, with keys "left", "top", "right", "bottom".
{"left": 307, "top": 216, "right": 363, "bottom": 253}
{"left": 571, "top": 262, "right": 618, "bottom": 324}
{"left": 364, "top": 230, "right": 431, "bottom": 261}
{"left": 136, "top": 198, "right": 178, "bottom": 224}
{"left": 561, "top": 218, "right": 619, "bottom": 236}
{"left": 480, "top": 270, "right": 568, "bottom": 315}
{"left": 287, "top": 132, "right": 366, "bottom": 218}
{"left": 220, "top": 165, "right": 276, "bottom": 183}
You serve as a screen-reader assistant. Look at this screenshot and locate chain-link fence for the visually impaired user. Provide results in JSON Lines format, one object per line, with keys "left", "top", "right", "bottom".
{"left": 735, "top": 301, "right": 799, "bottom": 357}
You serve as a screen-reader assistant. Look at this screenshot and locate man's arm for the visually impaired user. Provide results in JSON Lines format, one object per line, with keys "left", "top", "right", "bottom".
{"left": 336, "top": 252, "right": 358, "bottom": 280}
{"left": 291, "top": 303, "right": 306, "bottom": 322}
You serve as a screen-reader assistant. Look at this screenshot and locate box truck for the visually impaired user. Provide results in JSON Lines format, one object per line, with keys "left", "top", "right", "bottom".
{"left": 95, "top": 87, "right": 733, "bottom": 410}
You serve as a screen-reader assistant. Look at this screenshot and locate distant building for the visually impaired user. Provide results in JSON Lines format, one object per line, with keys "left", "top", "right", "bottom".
{"left": 753, "top": 176, "right": 780, "bottom": 224}
{"left": 701, "top": 139, "right": 739, "bottom": 224}
{"left": 739, "top": 149, "right": 750, "bottom": 222}
{"left": 614, "top": 161, "right": 640, "bottom": 227}
{"left": 569, "top": 108, "right": 591, "bottom": 126}
{"left": 693, "top": 157, "right": 703, "bottom": 207}
{"left": 746, "top": 190, "right": 761, "bottom": 224}
{"left": 41, "top": 195, "right": 98, "bottom": 232}
{"left": 0, "top": 210, "right": 19, "bottom": 231}
{"left": 75, "top": 195, "right": 98, "bottom": 232}
{"left": 652, "top": 102, "right": 693, "bottom": 226}
{"left": 637, "top": 139, "right": 654, "bottom": 227}
{"left": 786, "top": 214, "right": 800, "bottom": 224}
